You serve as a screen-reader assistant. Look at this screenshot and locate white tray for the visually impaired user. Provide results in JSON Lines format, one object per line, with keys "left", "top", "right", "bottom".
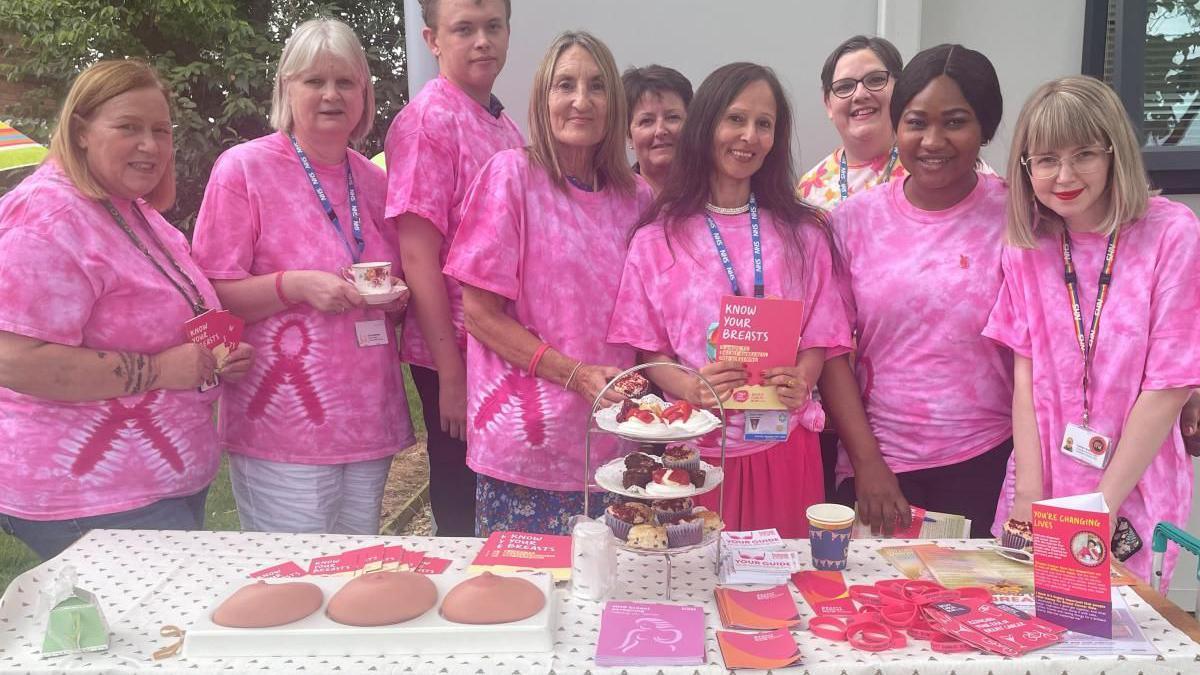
{"left": 593, "top": 394, "right": 722, "bottom": 441}
{"left": 183, "top": 571, "right": 555, "bottom": 658}
{"left": 594, "top": 456, "right": 724, "bottom": 499}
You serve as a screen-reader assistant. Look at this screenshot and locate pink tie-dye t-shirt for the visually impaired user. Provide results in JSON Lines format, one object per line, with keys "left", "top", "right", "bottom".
{"left": 0, "top": 163, "right": 222, "bottom": 519}
{"left": 192, "top": 132, "right": 414, "bottom": 464}
{"left": 831, "top": 173, "right": 1013, "bottom": 481}
{"left": 607, "top": 209, "right": 853, "bottom": 458}
{"left": 444, "top": 149, "right": 653, "bottom": 491}
{"left": 384, "top": 76, "right": 524, "bottom": 369}
{"left": 984, "top": 197, "right": 1200, "bottom": 581}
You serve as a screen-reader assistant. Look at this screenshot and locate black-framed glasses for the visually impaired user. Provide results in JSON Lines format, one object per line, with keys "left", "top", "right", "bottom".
{"left": 829, "top": 70, "right": 890, "bottom": 99}
{"left": 1021, "top": 145, "right": 1113, "bottom": 180}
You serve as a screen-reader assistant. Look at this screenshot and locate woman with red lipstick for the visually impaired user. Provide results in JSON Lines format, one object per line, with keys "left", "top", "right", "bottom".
{"left": 797, "top": 36, "right": 907, "bottom": 212}
{"left": 820, "top": 44, "right": 1014, "bottom": 538}
{"left": 622, "top": 65, "right": 693, "bottom": 194}
{"left": 609, "top": 63, "right": 853, "bottom": 536}
{"left": 987, "top": 76, "right": 1199, "bottom": 583}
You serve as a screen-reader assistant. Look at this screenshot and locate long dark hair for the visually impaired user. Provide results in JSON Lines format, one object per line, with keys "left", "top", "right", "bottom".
{"left": 636, "top": 62, "right": 829, "bottom": 267}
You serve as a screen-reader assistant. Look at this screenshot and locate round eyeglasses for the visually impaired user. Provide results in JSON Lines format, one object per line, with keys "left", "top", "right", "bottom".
{"left": 1021, "top": 146, "right": 1113, "bottom": 180}
{"left": 830, "top": 70, "right": 891, "bottom": 99}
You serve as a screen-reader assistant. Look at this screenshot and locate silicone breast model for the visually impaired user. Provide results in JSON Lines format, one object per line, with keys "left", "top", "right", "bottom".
{"left": 211, "top": 581, "right": 324, "bottom": 628}
{"left": 326, "top": 571, "right": 438, "bottom": 626}
{"left": 440, "top": 572, "right": 546, "bottom": 624}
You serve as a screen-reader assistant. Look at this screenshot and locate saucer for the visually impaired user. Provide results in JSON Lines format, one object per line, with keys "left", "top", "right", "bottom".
{"left": 361, "top": 282, "right": 408, "bottom": 305}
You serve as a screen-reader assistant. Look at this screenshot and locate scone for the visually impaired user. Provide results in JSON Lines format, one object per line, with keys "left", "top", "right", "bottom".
{"left": 625, "top": 523, "right": 669, "bottom": 550}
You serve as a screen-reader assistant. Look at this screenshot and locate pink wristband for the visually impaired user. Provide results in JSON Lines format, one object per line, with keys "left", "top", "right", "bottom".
{"left": 528, "top": 342, "right": 551, "bottom": 377}
{"left": 275, "top": 271, "right": 296, "bottom": 306}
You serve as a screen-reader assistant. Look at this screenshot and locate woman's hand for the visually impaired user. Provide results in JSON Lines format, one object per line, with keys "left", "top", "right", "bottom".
{"left": 1181, "top": 389, "right": 1200, "bottom": 457}
{"left": 286, "top": 270, "right": 364, "bottom": 314}
{"left": 154, "top": 343, "right": 217, "bottom": 391}
{"left": 686, "top": 361, "right": 747, "bottom": 408}
{"left": 763, "top": 365, "right": 813, "bottom": 409}
{"left": 1009, "top": 495, "right": 1034, "bottom": 526}
{"left": 439, "top": 369, "right": 468, "bottom": 441}
{"left": 569, "top": 364, "right": 625, "bottom": 405}
{"left": 378, "top": 282, "right": 412, "bottom": 316}
{"left": 851, "top": 456, "right": 911, "bottom": 534}
{"left": 217, "top": 343, "right": 255, "bottom": 383}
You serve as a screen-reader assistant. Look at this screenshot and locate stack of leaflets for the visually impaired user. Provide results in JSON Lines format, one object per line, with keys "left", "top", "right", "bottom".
{"left": 713, "top": 584, "right": 801, "bottom": 630}
{"left": 249, "top": 544, "right": 451, "bottom": 578}
{"left": 594, "top": 601, "right": 706, "bottom": 667}
{"left": 851, "top": 505, "right": 970, "bottom": 539}
{"left": 718, "top": 530, "right": 801, "bottom": 585}
{"left": 468, "top": 531, "right": 572, "bottom": 582}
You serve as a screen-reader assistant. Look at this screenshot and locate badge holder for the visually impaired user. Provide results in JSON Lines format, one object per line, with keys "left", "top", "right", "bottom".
{"left": 583, "top": 362, "right": 726, "bottom": 601}
{"left": 1059, "top": 419, "right": 1113, "bottom": 470}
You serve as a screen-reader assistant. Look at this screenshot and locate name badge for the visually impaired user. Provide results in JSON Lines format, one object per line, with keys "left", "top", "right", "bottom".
{"left": 744, "top": 410, "right": 790, "bottom": 442}
{"left": 1060, "top": 422, "right": 1112, "bottom": 469}
{"left": 355, "top": 319, "right": 390, "bottom": 348}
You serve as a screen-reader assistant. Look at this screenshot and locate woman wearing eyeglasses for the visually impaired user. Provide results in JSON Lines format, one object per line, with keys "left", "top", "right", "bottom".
{"left": 796, "top": 36, "right": 907, "bottom": 212}
{"left": 986, "top": 76, "right": 1199, "bottom": 583}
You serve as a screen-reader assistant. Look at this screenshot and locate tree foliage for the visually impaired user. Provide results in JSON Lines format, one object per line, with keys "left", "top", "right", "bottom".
{"left": 0, "top": 0, "right": 408, "bottom": 230}
{"left": 1145, "top": 0, "right": 1200, "bottom": 146}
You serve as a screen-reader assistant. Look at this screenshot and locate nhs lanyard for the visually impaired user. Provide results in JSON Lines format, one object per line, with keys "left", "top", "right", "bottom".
{"left": 704, "top": 193, "right": 764, "bottom": 298}
{"left": 839, "top": 146, "right": 899, "bottom": 202}
{"left": 1062, "top": 229, "right": 1118, "bottom": 426}
{"left": 289, "top": 134, "right": 364, "bottom": 263}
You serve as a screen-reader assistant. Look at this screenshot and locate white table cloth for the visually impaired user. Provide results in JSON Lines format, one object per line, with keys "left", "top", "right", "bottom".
{"left": 1, "top": 530, "right": 1197, "bottom": 674}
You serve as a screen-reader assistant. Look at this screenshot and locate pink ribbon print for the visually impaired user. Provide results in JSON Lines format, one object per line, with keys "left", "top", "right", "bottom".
{"left": 71, "top": 391, "right": 183, "bottom": 476}
{"left": 473, "top": 366, "right": 548, "bottom": 449}
{"left": 246, "top": 317, "right": 326, "bottom": 425}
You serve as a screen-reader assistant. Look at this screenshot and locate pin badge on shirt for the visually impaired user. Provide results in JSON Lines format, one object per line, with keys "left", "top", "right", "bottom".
{"left": 1060, "top": 422, "right": 1113, "bottom": 469}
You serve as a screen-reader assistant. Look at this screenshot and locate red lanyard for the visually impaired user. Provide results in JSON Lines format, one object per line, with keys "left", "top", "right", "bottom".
{"left": 1061, "top": 230, "right": 1119, "bottom": 426}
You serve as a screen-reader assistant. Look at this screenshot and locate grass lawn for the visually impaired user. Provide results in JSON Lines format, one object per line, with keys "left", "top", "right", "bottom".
{"left": 1, "top": 366, "right": 425, "bottom": 595}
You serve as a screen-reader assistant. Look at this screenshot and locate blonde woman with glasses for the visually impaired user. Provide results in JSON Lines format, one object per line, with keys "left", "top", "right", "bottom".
{"left": 986, "top": 75, "right": 1200, "bottom": 586}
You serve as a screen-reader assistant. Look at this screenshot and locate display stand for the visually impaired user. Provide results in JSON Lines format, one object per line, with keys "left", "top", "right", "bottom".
{"left": 583, "top": 362, "right": 727, "bottom": 600}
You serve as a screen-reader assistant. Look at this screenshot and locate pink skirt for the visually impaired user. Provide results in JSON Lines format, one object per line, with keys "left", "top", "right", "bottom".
{"left": 695, "top": 429, "right": 824, "bottom": 538}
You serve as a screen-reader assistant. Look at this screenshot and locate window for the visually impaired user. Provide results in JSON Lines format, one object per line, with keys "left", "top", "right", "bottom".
{"left": 1083, "top": 0, "right": 1200, "bottom": 193}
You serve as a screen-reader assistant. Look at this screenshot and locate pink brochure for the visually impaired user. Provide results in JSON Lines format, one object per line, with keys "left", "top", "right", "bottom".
{"left": 791, "top": 570, "right": 858, "bottom": 616}
{"left": 1033, "top": 492, "right": 1112, "bottom": 638}
{"left": 248, "top": 561, "right": 306, "bottom": 579}
{"left": 595, "top": 601, "right": 707, "bottom": 667}
{"left": 712, "top": 296, "right": 804, "bottom": 410}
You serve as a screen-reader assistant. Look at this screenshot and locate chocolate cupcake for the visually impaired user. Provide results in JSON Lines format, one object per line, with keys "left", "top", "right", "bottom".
{"left": 623, "top": 452, "right": 659, "bottom": 470}
{"left": 661, "top": 444, "right": 700, "bottom": 472}
{"left": 604, "top": 502, "right": 652, "bottom": 540}
{"left": 666, "top": 515, "right": 703, "bottom": 548}
{"left": 1001, "top": 518, "right": 1033, "bottom": 551}
{"left": 650, "top": 497, "right": 694, "bottom": 524}
{"left": 622, "top": 466, "right": 653, "bottom": 489}
{"left": 626, "top": 523, "right": 668, "bottom": 550}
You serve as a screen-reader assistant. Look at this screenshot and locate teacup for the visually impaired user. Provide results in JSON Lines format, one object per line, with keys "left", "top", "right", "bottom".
{"left": 341, "top": 262, "right": 393, "bottom": 295}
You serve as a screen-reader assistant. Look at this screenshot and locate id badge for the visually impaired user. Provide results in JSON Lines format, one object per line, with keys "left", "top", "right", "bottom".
{"left": 744, "top": 410, "right": 790, "bottom": 442}
{"left": 1060, "top": 422, "right": 1112, "bottom": 469}
{"left": 355, "top": 319, "right": 390, "bottom": 348}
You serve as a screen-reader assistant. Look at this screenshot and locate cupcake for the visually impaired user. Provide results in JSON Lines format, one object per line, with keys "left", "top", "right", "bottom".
{"left": 661, "top": 444, "right": 700, "bottom": 472}
{"left": 686, "top": 468, "right": 707, "bottom": 488}
{"left": 626, "top": 523, "right": 668, "bottom": 550}
{"left": 623, "top": 452, "right": 659, "bottom": 470}
{"left": 604, "top": 502, "right": 652, "bottom": 540}
{"left": 665, "top": 515, "right": 703, "bottom": 548}
{"left": 650, "top": 497, "right": 694, "bottom": 524}
{"left": 622, "top": 466, "right": 653, "bottom": 490}
{"left": 1001, "top": 518, "right": 1033, "bottom": 551}
{"left": 691, "top": 507, "right": 724, "bottom": 534}
{"left": 612, "top": 372, "right": 652, "bottom": 398}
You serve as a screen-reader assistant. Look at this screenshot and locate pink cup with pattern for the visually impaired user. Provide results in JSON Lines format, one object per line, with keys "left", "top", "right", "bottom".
{"left": 807, "top": 503, "right": 855, "bottom": 571}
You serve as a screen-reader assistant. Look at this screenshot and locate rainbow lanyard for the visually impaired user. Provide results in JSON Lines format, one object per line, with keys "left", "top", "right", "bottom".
{"left": 1061, "top": 229, "right": 1119, "bottom": 426}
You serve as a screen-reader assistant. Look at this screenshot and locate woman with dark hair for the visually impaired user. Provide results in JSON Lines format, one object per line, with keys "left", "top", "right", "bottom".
{"left": 609, "top": 63, "right": 852, "bottom": 537}
{"left": 797, "top": 35, "right": 906, "bottom": 211}
{"left": 819, "top": 44, "right": 1013, "bottom": 538}
{"left": 444, "top": 31, "right": 652, "bottom": 536}
{"left": 622, "top": 65, "right": 693, "bottom": 193}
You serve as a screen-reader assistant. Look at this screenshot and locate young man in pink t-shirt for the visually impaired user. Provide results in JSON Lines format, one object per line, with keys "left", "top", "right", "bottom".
{"left": 385, "top": 0, "right": 523, "bottom": 536}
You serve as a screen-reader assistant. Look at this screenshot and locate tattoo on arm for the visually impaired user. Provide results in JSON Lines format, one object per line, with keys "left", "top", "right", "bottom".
{"left": 110, "top": 351, "right": 159, "bottom": 394}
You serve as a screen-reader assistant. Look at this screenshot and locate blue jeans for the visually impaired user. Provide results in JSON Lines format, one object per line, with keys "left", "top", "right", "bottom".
{"left": 0, "top": 488, "right": 209, "bottom": 561}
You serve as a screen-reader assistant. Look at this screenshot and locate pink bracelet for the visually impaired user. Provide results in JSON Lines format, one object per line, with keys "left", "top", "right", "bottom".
{"left": 528, "top": 342, "right": 551, "bottom": 377}
{"left": 275, "top": 271, "right": 296, "bottom": 306}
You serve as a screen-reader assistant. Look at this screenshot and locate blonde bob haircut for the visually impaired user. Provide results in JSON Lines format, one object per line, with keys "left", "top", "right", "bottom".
{"left": 1005, "top": 75, "right": 1149, "bottom": 248}
{"left": 527, "top": 31, "right": 635, "bottom": 195}
{"left": 270, "top": 17, "right": 375, "bottom": 143}
{"left": 47, "top": 59, "right": 176, "bottom": 211}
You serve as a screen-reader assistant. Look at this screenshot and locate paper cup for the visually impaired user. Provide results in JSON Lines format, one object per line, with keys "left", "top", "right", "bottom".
{"left": 807, "top": 503, "right": 855, "bottom": 571}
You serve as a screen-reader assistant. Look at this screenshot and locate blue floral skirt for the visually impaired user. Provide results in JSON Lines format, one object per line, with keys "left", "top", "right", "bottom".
{"left": 474, "top": 474, "right": 616, "bottom": 536}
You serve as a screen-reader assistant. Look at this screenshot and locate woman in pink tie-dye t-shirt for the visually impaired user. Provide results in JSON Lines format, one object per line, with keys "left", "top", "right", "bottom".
{"left": 609, "top": 63, "right": 853, "bottom": 538}
{"left": 445, "top": 32, "right": 652, "bottom": 536}
{"left": 987, "top": 77, "right": 1199, "bottom": 583}
{"left": 0, "top": 61, "right": 254, "bottom": 560}
{"left": 191, "top": 19, "right": 414, "bottom": 535}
